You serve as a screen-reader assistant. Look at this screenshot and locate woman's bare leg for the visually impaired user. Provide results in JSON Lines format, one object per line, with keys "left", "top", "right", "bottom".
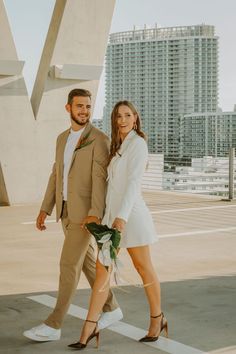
{"left": 79, "top": 259, "right": 111, "bottom": 343}
{"left": 127, "top": 245, "right": 162, "bottom": 337}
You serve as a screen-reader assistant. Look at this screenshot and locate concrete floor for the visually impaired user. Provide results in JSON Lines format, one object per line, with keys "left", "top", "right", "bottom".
{"left": 0, "top": 190, "right": 236, "bottom": 354}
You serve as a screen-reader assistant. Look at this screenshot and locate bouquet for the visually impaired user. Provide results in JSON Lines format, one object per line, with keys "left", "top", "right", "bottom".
{"left": 85, "top": 222, "right": 121, "bottom": 269}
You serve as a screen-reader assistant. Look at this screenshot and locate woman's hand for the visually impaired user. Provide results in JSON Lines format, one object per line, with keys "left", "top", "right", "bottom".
{"left": 112, "top": 217, "right": 126, "bottom": 233}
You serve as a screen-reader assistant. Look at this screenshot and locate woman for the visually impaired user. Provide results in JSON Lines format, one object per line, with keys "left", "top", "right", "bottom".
{"left": 68, "top": 100, "right": 168, "bottom": 350}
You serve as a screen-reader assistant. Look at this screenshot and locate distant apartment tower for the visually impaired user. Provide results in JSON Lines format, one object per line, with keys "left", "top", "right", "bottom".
{"left": 92, "top": 118, "right": 103, "bottom": 130}
{"left": 104, "top": 24, "right": 218, "bottom": 157}
{"left": 181, "top": 111, "right": 236, "bottom": 157}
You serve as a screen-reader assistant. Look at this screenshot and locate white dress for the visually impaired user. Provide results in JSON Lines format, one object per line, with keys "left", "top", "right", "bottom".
{"left": 102, "top": 130, "right": 158, "bottom": 248}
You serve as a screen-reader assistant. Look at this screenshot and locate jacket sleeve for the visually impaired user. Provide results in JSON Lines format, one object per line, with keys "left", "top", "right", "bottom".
{"left": 40, "top": 162, "right": 56, "bottom": 215}
{"left": 40, "top": 138, "right": 58, "bottom": 215}
{"left": 88, "top": 134, "right": 110, "bottom": 219}
{"left": 116, "top": 138, "right": 148, "bottom": 222}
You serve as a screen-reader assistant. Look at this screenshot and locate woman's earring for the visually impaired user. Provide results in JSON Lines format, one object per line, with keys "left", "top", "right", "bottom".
{"left": 133, "top": 122, "right": 137, "bottom": 130}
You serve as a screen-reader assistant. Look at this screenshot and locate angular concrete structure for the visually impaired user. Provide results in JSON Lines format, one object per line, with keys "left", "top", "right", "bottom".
{"left": 0, "top": 0, "right": 35, "bottom": 205}
{"left": 0, "top": 0, "right": 115, "bottom": 205}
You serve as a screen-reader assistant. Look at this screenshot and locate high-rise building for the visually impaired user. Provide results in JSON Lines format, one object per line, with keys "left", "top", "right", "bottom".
{"left": 103, "top": 24, "right": 218, "bottom": 157}
{"left": 180, "top": 111, "right": 236, "bottom": 158}
{"left": 92, "top": 118, "right": 103, "bottom": 130}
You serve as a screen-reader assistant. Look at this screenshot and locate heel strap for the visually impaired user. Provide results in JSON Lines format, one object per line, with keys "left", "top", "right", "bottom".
{"left": 151, "top": 312, "right": 162, "bottom": 319}
{"left": 85, "top": 319, "right": 97, "bottom": 324}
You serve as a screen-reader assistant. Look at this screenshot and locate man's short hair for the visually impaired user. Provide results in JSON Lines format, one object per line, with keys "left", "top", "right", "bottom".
{"left": 67, "top": 88, "right": 92, "bottom": 104}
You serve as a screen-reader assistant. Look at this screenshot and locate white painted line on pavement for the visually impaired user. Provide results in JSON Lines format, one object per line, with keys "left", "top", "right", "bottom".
{"left": 160, "top": 226, "right": 236, "bottom": 238}
{"left": 22, "top": 220, "right": 56, "bottom": 225}
{"left": 151, "top": 204, "right": 236, "bottom": 214}
{"left": 22, "top": 204, "right": 236, "bottom": 224}
{"left": 22, "top": 221, "right": 236, "bottom": 239}
{"left": 28, "top": 294, "right": 208, "bottom": 354}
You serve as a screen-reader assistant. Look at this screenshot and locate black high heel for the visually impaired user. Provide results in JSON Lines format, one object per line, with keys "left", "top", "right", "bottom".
{"left": 68, "top": 319, "right": 99, "bottom": 350}
{"left": 139, "top": 312, "right": 168, "bottom": 342}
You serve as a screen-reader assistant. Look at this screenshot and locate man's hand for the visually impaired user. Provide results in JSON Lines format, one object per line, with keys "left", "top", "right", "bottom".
{"left": 112, "top": 217, "right": 126, "bottom": 233}
{"left": 36, "top": 210, "right": 48, "bottom": 231}
{"left": 80, "top": 215, "right": 101, "bottom": 230}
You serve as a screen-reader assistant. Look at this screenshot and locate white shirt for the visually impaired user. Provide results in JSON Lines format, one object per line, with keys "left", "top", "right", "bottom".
{"left": 63, "top": 127, "right": 85, "bottom": 200}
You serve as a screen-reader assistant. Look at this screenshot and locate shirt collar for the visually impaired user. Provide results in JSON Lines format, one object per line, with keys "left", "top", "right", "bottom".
{"left": 70, "top": 126, "right": 85, "bottom": 136}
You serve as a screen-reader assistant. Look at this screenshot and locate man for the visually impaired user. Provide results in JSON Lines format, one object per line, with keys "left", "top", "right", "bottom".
{"left": 23, "top": 88, "right": 123, "bottom": 342}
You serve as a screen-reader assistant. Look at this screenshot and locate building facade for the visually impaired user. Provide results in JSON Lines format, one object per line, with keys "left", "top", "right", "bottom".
{"left": 103, "top": 24, "right": 218, "bottom": 157}
{"left": 163, "top": 156, "right": 236, "bottom": 196}
{"left": 92, "top": 118, "right": 103, "bottom": 130}
{"left": 181, "top": 111, "right": 236, "bottom": 157}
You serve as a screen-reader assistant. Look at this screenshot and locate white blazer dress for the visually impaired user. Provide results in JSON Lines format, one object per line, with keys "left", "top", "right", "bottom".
{"left": 102, "top": 130, "right": 158, "bottom": 248}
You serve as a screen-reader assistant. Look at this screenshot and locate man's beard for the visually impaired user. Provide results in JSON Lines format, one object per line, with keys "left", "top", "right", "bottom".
{"left": 71, "top": 113, "right": 89, "bottom": 126}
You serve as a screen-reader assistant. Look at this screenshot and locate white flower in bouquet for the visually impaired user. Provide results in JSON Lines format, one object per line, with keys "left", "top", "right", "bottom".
{"left": 98, "top": 239, "right": 112, "bottom": 266}
{"left": 98, "top": 233, "right": 112, "bottom": 244}
{"left": 85, "top": 223, "right": 121, "bottom": 269}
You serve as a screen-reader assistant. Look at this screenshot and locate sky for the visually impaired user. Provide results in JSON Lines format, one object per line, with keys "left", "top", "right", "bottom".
{"left": 3, "top": 0, "right": 236, "bottom": 118}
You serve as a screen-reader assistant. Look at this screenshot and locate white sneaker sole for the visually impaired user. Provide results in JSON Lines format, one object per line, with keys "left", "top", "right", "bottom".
{"left": 23, "top": 331, "right": 60, "bottom": 342}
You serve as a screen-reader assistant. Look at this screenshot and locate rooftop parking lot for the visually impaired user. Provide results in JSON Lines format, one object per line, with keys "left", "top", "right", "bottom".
{"left": 0, "top": 190, "right": 235, "bottom": 354}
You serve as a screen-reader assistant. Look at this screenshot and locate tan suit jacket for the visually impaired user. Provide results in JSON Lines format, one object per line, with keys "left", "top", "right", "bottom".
{"left": 41, "top": 122, "right": 110, "bottom": 223}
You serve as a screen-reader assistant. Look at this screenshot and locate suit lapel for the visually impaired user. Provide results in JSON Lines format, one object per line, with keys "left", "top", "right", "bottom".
{"left": 58, "top": 129, "right": 70, "bottom": 172}
{"left": 69, "top": 122, "right": 93, "bottom": 173}
{"left": 74, "top": 122, "right": 92, "bottom": 151}
{"left": 119, "top": 130, "right": 136, "bottom": 155}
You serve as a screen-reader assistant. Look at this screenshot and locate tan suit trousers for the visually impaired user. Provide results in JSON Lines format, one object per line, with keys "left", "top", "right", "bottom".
{"left": 44, "top": 202, "right": 118, "bottom": 329}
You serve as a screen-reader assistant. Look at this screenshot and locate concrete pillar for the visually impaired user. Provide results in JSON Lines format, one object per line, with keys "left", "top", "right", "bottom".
{"left": 0, "top": 0, "right": 116, "bottom": 204}
{"left": 0, "top": 0, "right": 36, "bottom": 204}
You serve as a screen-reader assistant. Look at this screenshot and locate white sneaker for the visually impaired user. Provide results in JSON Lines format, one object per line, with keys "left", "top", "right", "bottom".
{"left": 98, "top": 308, "right": 123, "bottom": 330}
{"left": 23, "top": 323, "right": 61, "bottom": 342}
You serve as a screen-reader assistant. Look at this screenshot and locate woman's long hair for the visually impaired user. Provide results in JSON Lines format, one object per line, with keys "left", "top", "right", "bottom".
{"left": 109, "top": 100, "right": 146, "bottom": 162}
